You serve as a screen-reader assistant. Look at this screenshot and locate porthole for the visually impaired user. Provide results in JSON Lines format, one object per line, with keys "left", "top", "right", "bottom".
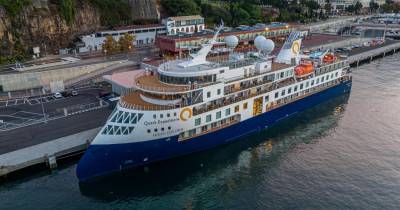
{"left": 147, "top": 129, "right": 151, "bottom": 133}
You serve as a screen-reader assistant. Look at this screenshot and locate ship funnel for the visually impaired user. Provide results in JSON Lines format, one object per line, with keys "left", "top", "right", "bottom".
{"left": 276, "top": 31, "right": 302, "bottom": 65}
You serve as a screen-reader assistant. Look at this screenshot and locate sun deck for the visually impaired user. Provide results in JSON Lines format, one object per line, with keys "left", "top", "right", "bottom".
{"left": 119, "top": 92, "right": 177, "bottom": 111}
{"left": 136, "top": 74, "right": 191, "bottom": 93}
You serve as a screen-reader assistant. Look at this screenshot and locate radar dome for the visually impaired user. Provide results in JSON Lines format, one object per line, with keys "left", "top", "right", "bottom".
{"left": 254, "top": 35, "right": 275, "bottom": 54}
{"left": 225, "top": 35, "right": 239, "bottom": 48}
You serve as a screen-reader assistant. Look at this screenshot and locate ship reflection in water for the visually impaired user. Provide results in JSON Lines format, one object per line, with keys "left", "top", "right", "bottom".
{"left": 79, "top": 94, "right": 350, "bottom": 199}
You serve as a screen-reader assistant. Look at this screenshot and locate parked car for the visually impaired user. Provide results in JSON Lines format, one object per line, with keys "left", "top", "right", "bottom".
{"left": 54, "top": 92, "right": 63, "bottom": 99}
{"left": 71, "top": 90, "right": 78, "bottom": 96}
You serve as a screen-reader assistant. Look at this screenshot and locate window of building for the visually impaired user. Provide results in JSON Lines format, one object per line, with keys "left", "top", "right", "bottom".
{"left": 234, "top": 105, "right": 240, "bottom": 113}
{"left": 216, "top": 111, "right": 222, "bottom": 119}
{"left": 207, "top": 91, "right": 211, "bottom": 98}
{"left": 195, "top": 118, "right": 201, "bottom": 126}
{"left": 206, "top": 114, "right": 212, "bottom": 122}
{"left": 243, "top": 102, "right": 248, "bottom": 109}
{"left": 226, "top": 108, "right": 231, "bottom": 116}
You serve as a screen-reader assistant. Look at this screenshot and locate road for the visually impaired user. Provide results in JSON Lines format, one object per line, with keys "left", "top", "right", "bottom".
{"left": 0, "top": 46, "right": 155, "bottom": 74}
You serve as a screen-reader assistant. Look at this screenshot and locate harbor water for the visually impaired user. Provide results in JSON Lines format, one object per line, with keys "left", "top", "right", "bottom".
{"left": 1, "top": 54, "right": 400, "bottom": 209}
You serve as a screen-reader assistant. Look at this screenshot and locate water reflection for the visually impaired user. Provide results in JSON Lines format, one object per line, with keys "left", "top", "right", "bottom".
{"left": 79, "top": 94, "right": 350, "bottom": 201}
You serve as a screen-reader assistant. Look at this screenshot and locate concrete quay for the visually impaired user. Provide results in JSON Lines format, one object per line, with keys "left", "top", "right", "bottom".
{"left": 0, "top": 127, "right": 100, "bottom": 177}
{"left": 348, "top": 41, "right": 400, "bottom": 66}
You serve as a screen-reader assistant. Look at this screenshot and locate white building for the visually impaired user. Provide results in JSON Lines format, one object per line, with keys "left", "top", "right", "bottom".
{"left": 162, "top": 15, "right": 205, "bottom": 35}
{"left": 78, "top": 24, "right": 167, "bottom": 53}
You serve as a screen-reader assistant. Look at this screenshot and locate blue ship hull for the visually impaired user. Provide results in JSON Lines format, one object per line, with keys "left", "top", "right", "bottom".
{"left": 77, "top": 79, "right": 352, "bottom": 182}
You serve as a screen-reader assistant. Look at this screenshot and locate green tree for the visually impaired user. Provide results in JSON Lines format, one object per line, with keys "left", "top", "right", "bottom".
{"left": 354, "top": 1, "right": 363, "bottom": 14}
{"left": 58, "top": 0, "right": 76, "bottom": 25}
{"left": 369, "top": 0, "right": 379, "bottom": 13}
{"left": 161, "top": 0, "right": 201, "bottom": 16}
{"left": 0, "top": 0, "right": 32, "bottom": 17}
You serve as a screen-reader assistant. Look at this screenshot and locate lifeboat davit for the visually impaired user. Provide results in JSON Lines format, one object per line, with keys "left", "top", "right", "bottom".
{"left": 323, "top": 53, "right": 335, "bottom": 63}
{"left": 294, "top": 63, "right": 314, "bottom": 78}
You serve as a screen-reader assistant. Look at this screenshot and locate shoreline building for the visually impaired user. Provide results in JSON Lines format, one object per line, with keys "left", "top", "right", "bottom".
{"left": 77, "top": 24, "right": 167, "bottom": 53}
{"left": 162, "top": 15, "right": 205, "bottom": 35}
{"left": 156, "top": 23, "right": 293, "bottom": 56}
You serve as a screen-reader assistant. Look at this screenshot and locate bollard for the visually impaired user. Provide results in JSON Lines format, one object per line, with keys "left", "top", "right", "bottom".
{"left": 45, "top": 154, "right": 57, "bottom": 170}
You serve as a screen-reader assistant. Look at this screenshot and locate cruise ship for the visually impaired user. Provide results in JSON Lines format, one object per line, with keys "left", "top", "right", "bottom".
{"left": 76, "top": 26, "right": 352, "bottom": 182}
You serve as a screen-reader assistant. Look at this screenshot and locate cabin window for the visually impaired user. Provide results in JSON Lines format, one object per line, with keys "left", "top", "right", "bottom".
{"left": 235, "top": 105, "right": 240, "bottom": 113}
{"left": 147, "top": 129, "right": 151, "bottom": 133}
{"left": 326, "top": 75, "right": 329, "bottom": 80}
{"left": 322, "top": 77, "right": 325, "bottom": 82}
{"left": 335, "top": 72, "right": 339, "bottom": 77}
{"left": 217, "top": 89, "right": 221, "bottom": 95}
{"left": 226, "top": 108, "right": 231, "bottom": 116}
{"left": 275, "top": 92, "right": 279, "bottom": 98}
{"left": 300, "top": 84, "right": 304, "bottom": 90}
{"left": 206, "top": 114, "right": 212, "bottom": 122}
{"left": 167, "top": 113, "right": 170, "bottom": 117}
{"left": 306, "top": 81, "right": 309, "bottom": 88}
{"left": 288, "top": 87, "right": 292, "bottom": 94}
{"left": 195, "top": 118, "right": 201, "bottom": 126}
{"left": 154, "top": 128, "right": 158, "bottom": 132}
{"left": 316, "top": 78, "right": 320, "bottom": 84}
{"left": 294, "top": 86, "right": 298, "bottom": 92}
{"left": 280, "top": 72, "right": 284, "bottom": 78}
{"left": 161, "top": 127, "right": 165, "bottom": 131}
{"left": 265, "top": 95, "right": 269, "bottom": 102}
{"left": 311, "top": 80, "right": 314, "bottom": 86}
{"left": 153, "top": 114, "right": 156, "bottom": 119}
{"left": 216, "top": 111, "right": 222, "bottom": 119}
{"left": 174, "top": 112, "right": 177, "bottom": 117}
{"left": 207, "top": 91, "right": 211, "bottom": 98}
{"left": 281, "top": 89, "right": 286, "bottom": 96}
{"left": 168, "top": 126, "right": 171, "bottom": 130}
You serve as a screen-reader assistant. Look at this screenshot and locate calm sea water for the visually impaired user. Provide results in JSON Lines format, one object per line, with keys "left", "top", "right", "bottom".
{"left": 1, "top": 55, "right": 400, "bottom": 210}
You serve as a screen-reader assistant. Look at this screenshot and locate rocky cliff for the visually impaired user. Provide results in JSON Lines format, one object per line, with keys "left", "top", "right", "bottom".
{"left": 0, "top": 0, "right": 160, "bottom": 57}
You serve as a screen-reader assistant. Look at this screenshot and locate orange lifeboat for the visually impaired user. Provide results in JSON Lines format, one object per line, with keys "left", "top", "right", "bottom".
{"left": 323, "top": 53, "right": 335, "bottom": 63}
{"left": 294, "top": 63, "right": 314, "bottom": 78}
